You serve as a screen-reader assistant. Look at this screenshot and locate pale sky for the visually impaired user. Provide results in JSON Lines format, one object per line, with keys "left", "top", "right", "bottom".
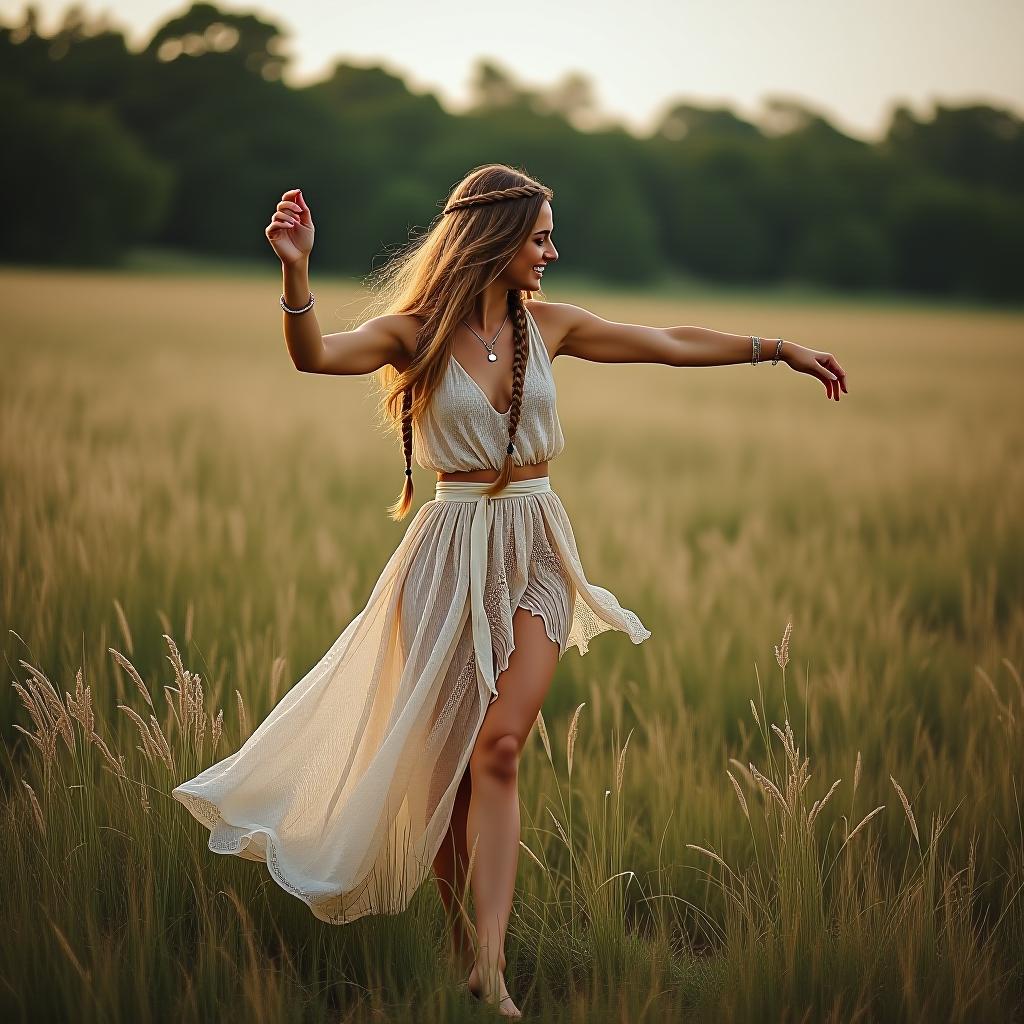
{"left": 7, "top": 0, "right": 1024, "bottom": 141}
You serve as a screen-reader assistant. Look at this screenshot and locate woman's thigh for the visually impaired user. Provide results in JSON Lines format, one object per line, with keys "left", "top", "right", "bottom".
{"left": 473, "top": 605, "right": 561, "bottom": 754}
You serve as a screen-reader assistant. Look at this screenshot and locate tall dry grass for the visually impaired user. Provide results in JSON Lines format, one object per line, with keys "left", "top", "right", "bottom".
{"left": 2, "top": 265, "right": 1022, "bottom": 1021}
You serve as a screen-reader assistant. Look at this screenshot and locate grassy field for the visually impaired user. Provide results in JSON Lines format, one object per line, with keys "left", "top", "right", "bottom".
{"left": 2, "top": 262, "right": 1022, "bottom": 1022}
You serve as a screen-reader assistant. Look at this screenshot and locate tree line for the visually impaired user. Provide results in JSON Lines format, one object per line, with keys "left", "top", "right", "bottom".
{"left": 3, "top": 2, "right": 1022, "bottom": 302}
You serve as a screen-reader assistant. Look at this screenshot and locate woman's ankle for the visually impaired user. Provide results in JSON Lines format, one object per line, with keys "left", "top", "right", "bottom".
{"left": 471, "top": 953, "right": 507, "bottom": 976}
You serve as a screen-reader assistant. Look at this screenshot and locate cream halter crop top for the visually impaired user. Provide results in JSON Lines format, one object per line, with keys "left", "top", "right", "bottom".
{"left": 412, "top": 306, "right": 566, "bottom": 474}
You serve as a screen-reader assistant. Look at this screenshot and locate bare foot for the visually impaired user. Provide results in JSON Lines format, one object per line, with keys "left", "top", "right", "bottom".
{"left": 466, "top": 960, "right": 521, "bottom": 1018}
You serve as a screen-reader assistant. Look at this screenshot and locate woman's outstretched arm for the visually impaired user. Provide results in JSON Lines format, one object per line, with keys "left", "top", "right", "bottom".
{"left": 267, "top": 188, "right": 409, "bottom": 376}
{"left": 540, "top": 301, "right": 848, "bottom": 401}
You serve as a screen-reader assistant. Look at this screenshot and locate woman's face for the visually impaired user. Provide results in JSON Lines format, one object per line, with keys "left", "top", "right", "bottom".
{"left": 505, "top": 201, "right": 558, "bottom": 292}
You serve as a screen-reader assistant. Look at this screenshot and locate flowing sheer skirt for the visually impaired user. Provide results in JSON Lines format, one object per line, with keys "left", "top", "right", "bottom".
{"left": 172, "top": 480, "right": 651, "bottom": 924}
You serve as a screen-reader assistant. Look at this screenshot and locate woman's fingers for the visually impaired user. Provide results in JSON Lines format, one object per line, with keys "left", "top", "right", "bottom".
{"left": 823, "top": 355, "right": 846, "bottom": 400}
{"left": 828, "top": 356, "right": 848, "bottom": 394}
{"left": 267, "top": 189, "right": 313, "bottom": 261}
{"left": 817, "top": 357, "right": 840, "bottom": 400}
{"left": 789, "top": 345, "right": 847, "bottom": 401}
{"left": 268, "top": 218, "right": 297, "bottom": 237}
{"left": 275, "top": 189, "right": 312, "bottom": 226}
{"left": 281, "top": 189, "right": 311, "bottom": 216}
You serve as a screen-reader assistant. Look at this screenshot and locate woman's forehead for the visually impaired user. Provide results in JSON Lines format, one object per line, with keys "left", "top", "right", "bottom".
{"left": 531, "top": 200, "right": 553, "bottom": 232}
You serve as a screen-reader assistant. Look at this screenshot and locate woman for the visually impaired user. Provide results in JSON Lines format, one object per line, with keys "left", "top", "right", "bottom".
{"left": 172, "top": 163, "right": 847, "bottom": 1018}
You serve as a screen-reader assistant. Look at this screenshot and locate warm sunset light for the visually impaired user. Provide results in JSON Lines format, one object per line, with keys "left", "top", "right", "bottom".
{"left": 3, "top": 2, "right": 1022, "bottom": 1021}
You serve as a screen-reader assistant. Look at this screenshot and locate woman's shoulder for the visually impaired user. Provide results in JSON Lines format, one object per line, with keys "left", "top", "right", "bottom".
{"left": 524, "top": 299, "right": 576, "bottom": 360}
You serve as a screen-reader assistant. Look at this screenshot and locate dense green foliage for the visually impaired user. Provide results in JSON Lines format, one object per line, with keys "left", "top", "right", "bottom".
{"left": 3, "top": 1, "right": 1023, "bottom": 301}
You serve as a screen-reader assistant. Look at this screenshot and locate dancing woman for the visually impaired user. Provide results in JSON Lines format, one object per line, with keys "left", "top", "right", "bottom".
{"left": 173, "top": 163, "right": 847, "bottom": 1018}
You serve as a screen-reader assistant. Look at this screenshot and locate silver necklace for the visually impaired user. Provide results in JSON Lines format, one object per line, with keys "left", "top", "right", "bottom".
{"left": 462, "top": 312, "right": 508, "bottom": 362}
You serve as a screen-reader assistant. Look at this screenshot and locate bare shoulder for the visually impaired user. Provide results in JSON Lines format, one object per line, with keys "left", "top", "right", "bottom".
{"left": 524, "top": 299, "right": 586, "bottom": 360}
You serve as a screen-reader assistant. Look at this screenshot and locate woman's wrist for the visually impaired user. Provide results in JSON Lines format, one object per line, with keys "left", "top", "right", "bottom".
{"left": 282, "top": 258, "right": 311, "bottom": 308}
{"left": 750, "top": 336, "right": 789, "bottom": 366}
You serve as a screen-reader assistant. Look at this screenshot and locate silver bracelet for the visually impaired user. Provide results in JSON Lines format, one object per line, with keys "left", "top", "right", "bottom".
{"left": 750, "top": 336, "right": 760, "bottom": 365}
{"left": 771, "top": 338, "right": 784, "bottom": 365}
{"left": 280, "top": 291, "right": 315, "bottom": 315}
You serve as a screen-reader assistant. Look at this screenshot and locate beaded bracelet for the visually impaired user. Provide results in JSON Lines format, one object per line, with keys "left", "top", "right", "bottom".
{"left": 280, "top": 291, "right": 315, "bottom": 315}
{"left": 751, "top": 336, "right": 786, "bottom": 365}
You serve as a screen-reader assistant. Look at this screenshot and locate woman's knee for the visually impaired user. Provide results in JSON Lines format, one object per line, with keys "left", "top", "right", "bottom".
{"left": 470, "top": 732, "right": 523, "bottom": 784}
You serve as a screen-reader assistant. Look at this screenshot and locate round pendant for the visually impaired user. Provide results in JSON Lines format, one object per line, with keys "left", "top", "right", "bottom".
{"left": 487, "top": 352, "right": 498, "bottom": 362}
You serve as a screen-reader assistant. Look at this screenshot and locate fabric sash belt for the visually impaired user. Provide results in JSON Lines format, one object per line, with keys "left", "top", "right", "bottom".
{"left": 432, "top": 476, "right": 553, "bottom": 701}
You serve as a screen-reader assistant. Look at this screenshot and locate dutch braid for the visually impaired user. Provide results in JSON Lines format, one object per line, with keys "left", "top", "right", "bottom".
{"left": 482, "top": 289, "right": 529, "bottom": 498}
{"left": 443, "top": 184, "right": 546, "bottom": 215}
{"left": 397, "top": 383, "right": 414, "bottom": 502}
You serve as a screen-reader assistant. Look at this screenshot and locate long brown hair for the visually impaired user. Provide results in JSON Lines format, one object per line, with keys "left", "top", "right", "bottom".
{"left": 360, "top": 163, "right": 554, "bottom": 520}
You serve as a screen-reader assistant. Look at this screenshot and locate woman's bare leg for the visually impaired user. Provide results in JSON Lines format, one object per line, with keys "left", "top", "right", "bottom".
{"left": 433, "top": 764, "right": 474, "bottom": 970}
{"left": 466, "top": 606, "right": 560, "bottom": 1016}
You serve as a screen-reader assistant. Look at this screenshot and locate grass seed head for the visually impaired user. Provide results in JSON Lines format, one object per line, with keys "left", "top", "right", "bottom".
{"left": 774, "top": 621, "right": 792, "bottom": 671}
{"left": 615, "top": 728, "right": 633, "bottom": 795}
{"left": 535, "top": 709, "right": 553, "bottom": 767}
{"left": 566, "top": 701, "right": 585, "bottom": 778}
{"left": 726, "top": 769, "right": 750, "bottom": 821}
{"left": 21, "top": 779, "right": 45, "bottom": 833}
{"left": 890, "top": 775, "right": 920, "bottom": 847}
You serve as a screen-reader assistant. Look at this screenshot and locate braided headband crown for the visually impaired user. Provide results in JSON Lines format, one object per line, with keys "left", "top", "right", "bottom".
{"left": 443, "top": 183, "right": 549, "bottom": 215}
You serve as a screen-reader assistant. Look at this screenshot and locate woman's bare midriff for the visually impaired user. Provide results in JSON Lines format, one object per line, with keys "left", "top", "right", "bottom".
{"left": 437, "top": 460, "right": 549, "bottom": 483}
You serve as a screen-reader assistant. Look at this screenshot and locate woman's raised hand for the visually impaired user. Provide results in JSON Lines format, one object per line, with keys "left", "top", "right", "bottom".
{"left": 266, "top": 188, "right": 315, "bottom": 265}
{"left": 782, "top": 341, "right": 848, "bottom": 401}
